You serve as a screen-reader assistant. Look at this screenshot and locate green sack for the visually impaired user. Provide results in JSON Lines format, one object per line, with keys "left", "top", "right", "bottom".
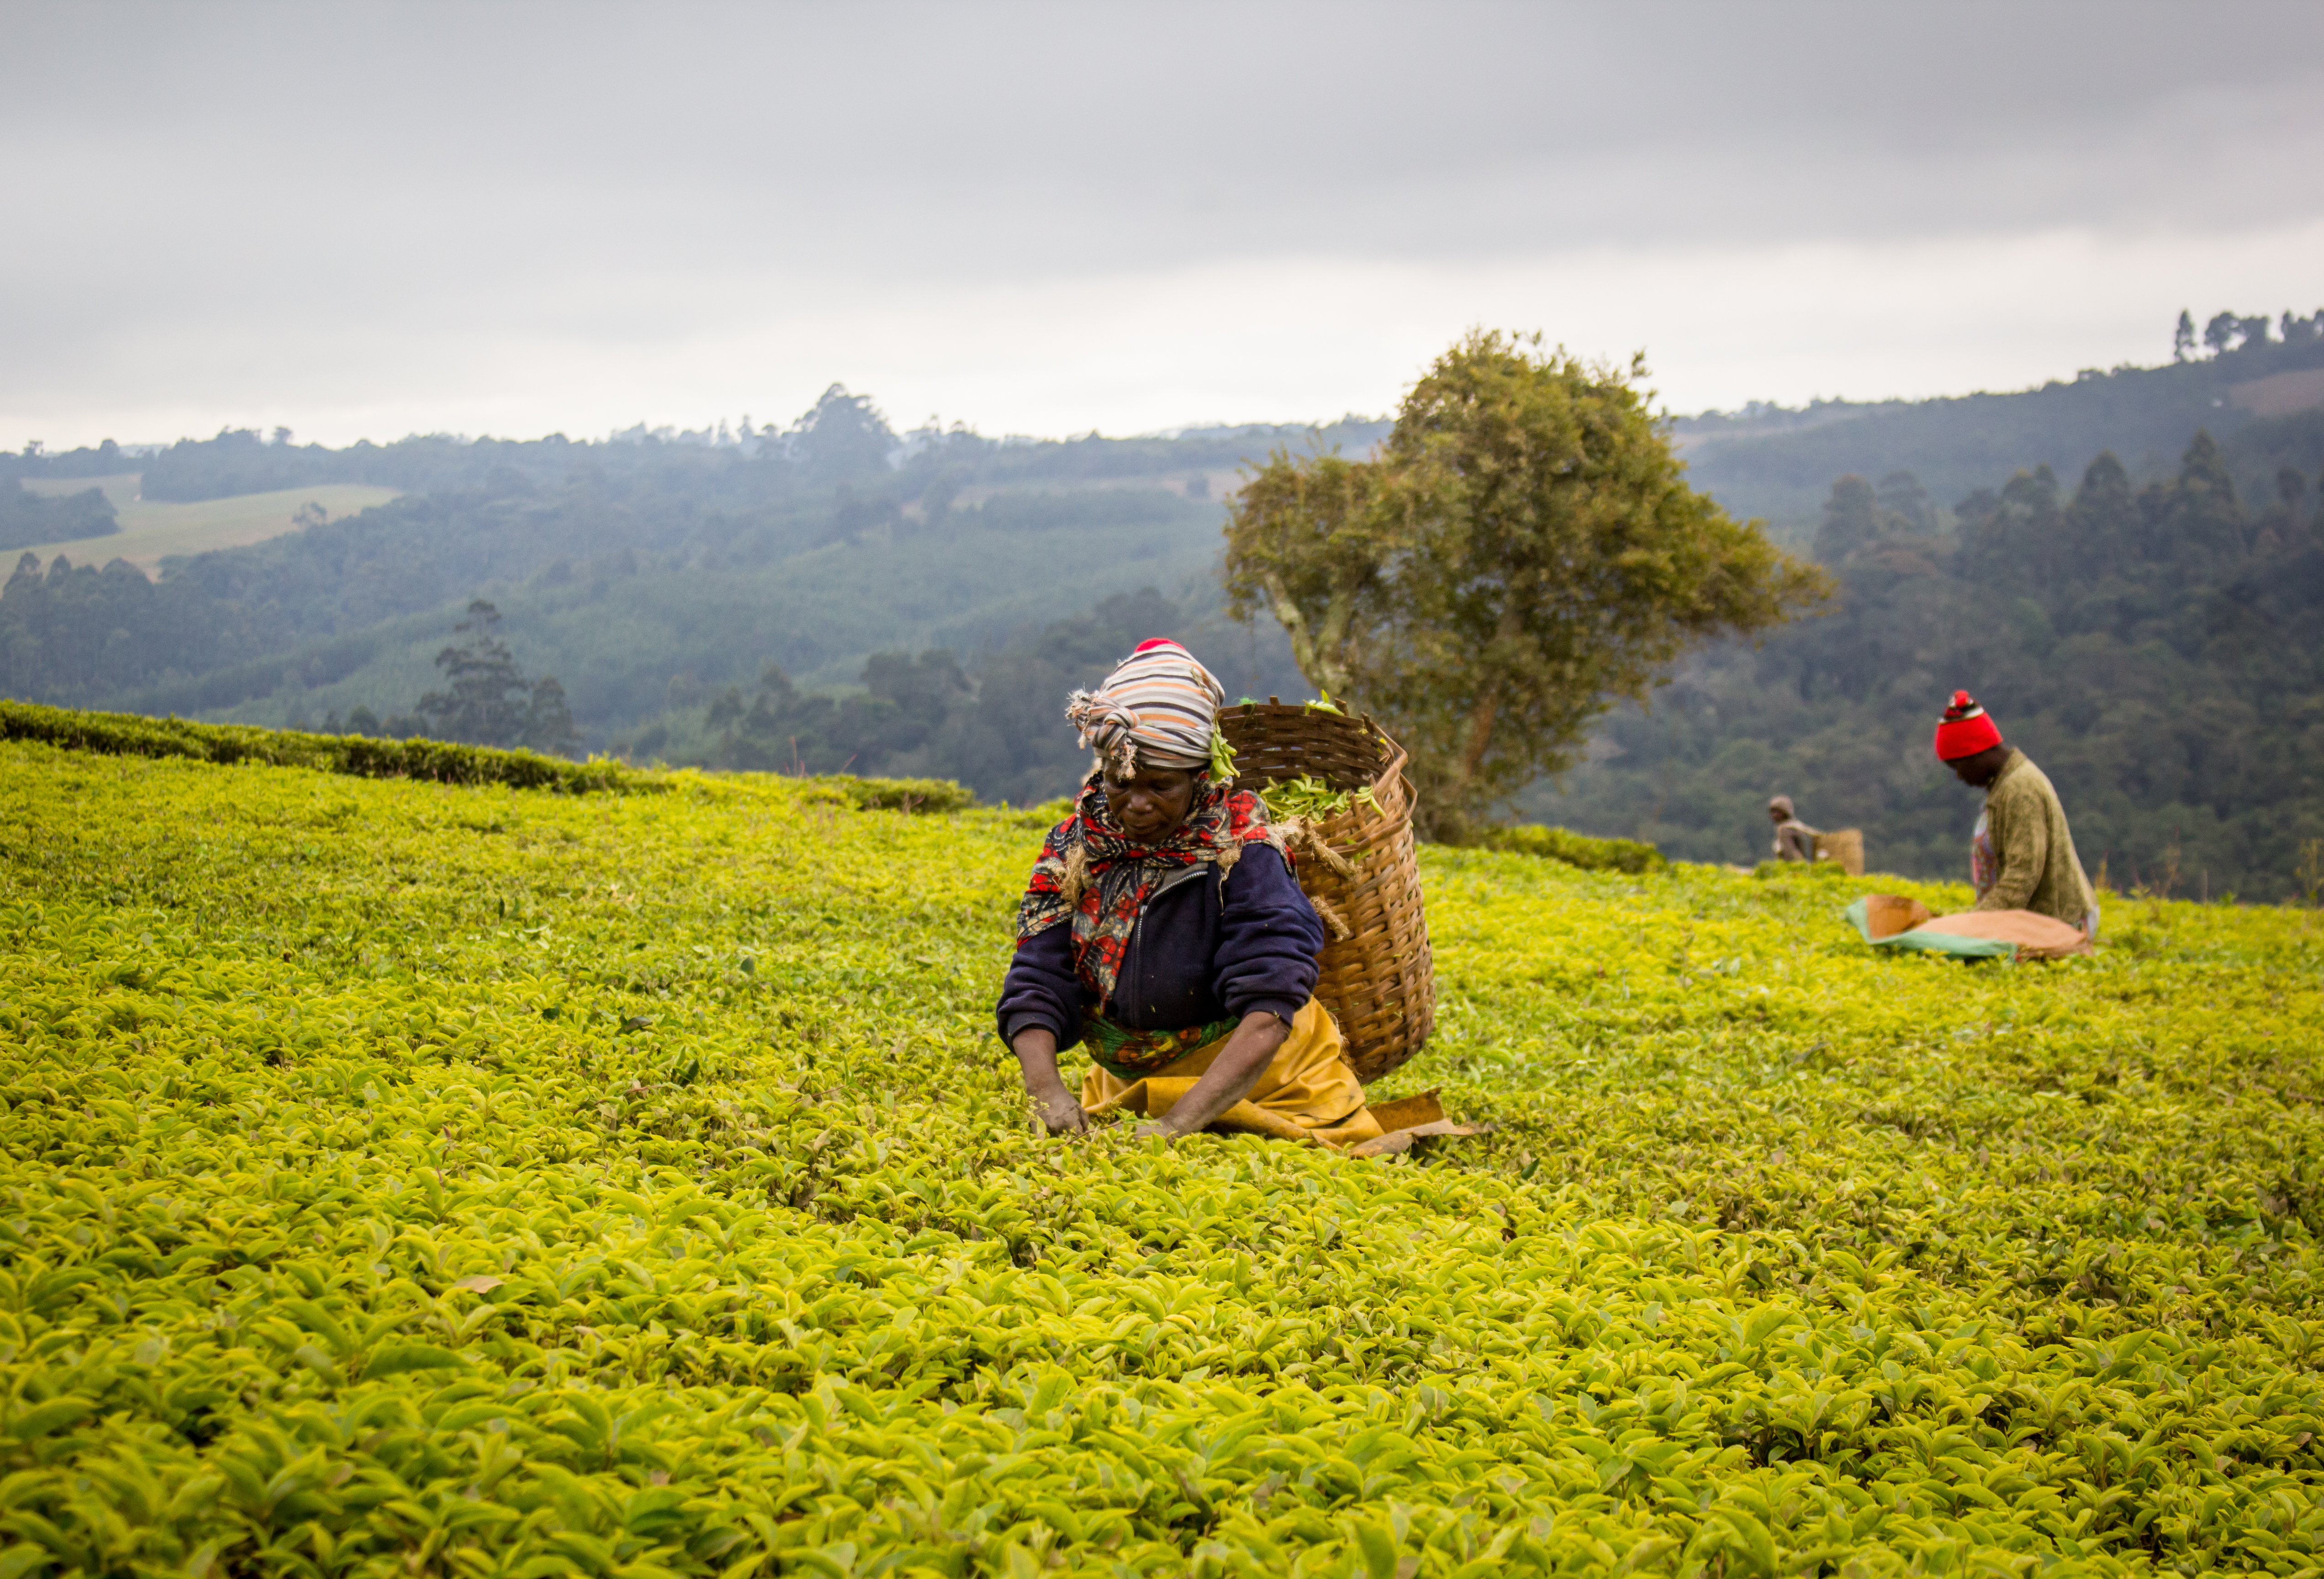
{"left": 1843, "top": 896, "right": 2015, "bottom": 959}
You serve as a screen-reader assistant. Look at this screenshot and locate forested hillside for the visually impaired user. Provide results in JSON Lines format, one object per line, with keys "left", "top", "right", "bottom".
{"left": 0, "top": 393, "right": 1340, "bottom": 767}
{"left": 1526, "top": 412, "right": 2324, "bottom": 901}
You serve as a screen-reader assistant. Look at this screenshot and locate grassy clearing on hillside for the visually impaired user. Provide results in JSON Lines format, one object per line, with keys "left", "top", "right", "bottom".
{"left": 13, "top": 479, "right": 400, "bottom": 570}
{"left": 2, "top": 740, "right": 2321, "bottom": 1576}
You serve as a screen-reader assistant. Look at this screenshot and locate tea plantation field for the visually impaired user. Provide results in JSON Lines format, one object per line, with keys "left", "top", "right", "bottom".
{"left": 3, "top": 738, "right": 2322, "bottom": 1577}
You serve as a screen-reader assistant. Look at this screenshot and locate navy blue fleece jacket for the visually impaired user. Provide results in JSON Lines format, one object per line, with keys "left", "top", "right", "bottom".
{"left": 995, "top": 844, "right": 1323, "bottom": 1051}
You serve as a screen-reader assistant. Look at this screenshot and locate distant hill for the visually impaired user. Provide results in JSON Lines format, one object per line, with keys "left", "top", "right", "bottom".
{"left": 1675, "top": 317, "right": 2324, "bottom": 540}
{"left": 156, "top": 487, "right": 1261, "bottom": 738}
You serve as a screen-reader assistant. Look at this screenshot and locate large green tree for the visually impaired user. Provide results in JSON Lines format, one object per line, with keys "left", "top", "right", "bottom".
{"left": 1224, "top": 331, "right": 1829, "bottom": 833}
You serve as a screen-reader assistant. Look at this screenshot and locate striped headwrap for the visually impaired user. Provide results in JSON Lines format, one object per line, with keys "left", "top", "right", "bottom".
{"left": 1066, "top": 638, "right": 1224, "bottom": 775}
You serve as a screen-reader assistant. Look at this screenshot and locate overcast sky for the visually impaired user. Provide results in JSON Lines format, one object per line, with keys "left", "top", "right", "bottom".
{"left": 7, "top": 0, "right": 2323, "bottom": 449}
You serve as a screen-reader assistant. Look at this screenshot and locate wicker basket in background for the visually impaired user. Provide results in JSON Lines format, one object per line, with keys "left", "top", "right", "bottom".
{"left": 1815, "top": 828, "right": 1866, "bottom": 876}
{"left": 1217, "top": 701, "right": 1435, "bottom": 1083}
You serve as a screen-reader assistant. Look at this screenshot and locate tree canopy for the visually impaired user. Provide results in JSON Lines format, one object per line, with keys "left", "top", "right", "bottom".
{"left": 1225, "top": 331, "right": 1829, "bottom": 831}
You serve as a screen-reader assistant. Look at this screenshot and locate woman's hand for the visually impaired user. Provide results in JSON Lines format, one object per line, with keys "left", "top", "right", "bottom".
{"left": 1036, "top": 1088, "right": 1092, "bottom": 1134}
{"left": 1010, "top": 1028, "right": 1090, "bottom": 1135}
{"left": 1136, "top": 1010, "right": 1288, "bottom": 1140}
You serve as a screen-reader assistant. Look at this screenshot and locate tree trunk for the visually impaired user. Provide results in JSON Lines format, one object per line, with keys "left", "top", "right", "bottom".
{"left": 1449, "top": 598, "right": 1523, "bottom": 805}
{"left": 1260, "top": 571, "right": 1354, "bottom": 697}
{"left": 1458, "top": 690, "right": 1498, "bottom": 786}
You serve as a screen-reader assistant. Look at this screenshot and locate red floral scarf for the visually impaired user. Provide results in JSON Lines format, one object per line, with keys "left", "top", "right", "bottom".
{"left": 1014, "top": 772, "right": 1288, "bottom": 1010}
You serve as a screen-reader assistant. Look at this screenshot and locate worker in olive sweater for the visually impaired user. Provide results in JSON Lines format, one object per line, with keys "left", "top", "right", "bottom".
{"left": 1933, "top": 690, "right": 2099, "bottom": 937}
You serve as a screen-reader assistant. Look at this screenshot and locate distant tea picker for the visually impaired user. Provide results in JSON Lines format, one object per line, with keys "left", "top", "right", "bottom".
{"left": 1850, "top": 691, "right": 2100, "bottom": 960}
{"left": 1767, "top": 796, "right": 1819, "bottom": 863}
{"left": 1935, "top": 690, "right": 2100, "bottom": 938}
{"left": 1767, "top": 795, "right": 1865, "bottom": 874}
{"left": 996, "top": 639, "right": 1433, "bottom": 1149}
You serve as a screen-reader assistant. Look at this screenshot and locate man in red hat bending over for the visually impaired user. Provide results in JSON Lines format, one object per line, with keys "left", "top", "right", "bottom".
{"left": 1934, "top": 691, "right": 2099, "bottom": 938}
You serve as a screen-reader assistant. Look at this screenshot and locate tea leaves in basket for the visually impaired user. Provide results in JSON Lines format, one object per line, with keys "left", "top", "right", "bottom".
{"left": 1260, "top": 773, "right": 1384, "bottom": 823}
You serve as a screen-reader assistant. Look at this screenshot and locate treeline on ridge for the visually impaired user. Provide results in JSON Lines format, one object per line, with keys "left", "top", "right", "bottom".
{"left": 2, "top": 395, "right": 1387, "bottom": 504}
{"left": 1676, "top": 305, "right": 2324, "bottom": 535}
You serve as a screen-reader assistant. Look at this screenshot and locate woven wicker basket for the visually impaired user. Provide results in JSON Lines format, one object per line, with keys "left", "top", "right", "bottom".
{"left": 1815, "top": 828, "right": 1865, "bottom": 877}
{"left": 1218, "top": 701, "right": 1435, "bottom": 1083}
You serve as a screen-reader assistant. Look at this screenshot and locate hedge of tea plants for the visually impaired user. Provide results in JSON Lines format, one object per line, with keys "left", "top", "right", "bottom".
{"left": 0, "top": 701, "right": 640, "bottom": 795}
{"left": 2, "top": 730, "right": 2321, "bottom": 1577}
{"left": 0, "top": 700, "right": 975, "bottom": 814}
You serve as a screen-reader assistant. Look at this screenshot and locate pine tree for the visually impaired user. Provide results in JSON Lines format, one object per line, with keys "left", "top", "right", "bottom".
{"left": 1813, "top": 475, "right": 1884, "bottom": 565}
{"left": 415, "top": 601, "right": 535, "bottom": 747}
{"left": 2153, "top": 431, "right": 2248, "bottom": 570}
{"left": 1875, "top": 471, "right": 1934, "bottom": 535}
{"left": 2061, "top": 451, "right": 2137, "bottom": 584}
{"left": 521, "top": 677, "right": 581, "bottom": 756}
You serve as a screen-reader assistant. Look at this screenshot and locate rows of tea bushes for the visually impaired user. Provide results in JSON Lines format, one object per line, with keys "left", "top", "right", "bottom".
{"left": 1, "top": 737, "right": 2320, "bottom": 1576}
{"left": 0, "top": 699, "right": 640, "bottom": 793}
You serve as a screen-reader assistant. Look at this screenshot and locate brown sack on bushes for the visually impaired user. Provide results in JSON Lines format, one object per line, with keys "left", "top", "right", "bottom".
{"left": 1914, "top": 909, "right": 2093, "bottom": 959}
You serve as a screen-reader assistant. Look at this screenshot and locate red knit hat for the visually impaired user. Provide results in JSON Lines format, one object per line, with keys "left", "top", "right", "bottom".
{"left": 1933, "top": 689, "right": 2003, "bottom": 760}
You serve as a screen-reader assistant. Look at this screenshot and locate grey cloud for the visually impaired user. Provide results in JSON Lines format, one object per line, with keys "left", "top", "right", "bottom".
{"left": 5, "top": 0, "right": 2322, "bottom": 441}
{"left": 12, "top": 1, "right": 2324, "bottom": 260}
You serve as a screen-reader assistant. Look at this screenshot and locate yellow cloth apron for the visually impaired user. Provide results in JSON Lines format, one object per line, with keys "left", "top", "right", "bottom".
{"left": 1080, "top": 997, "right": 1384, "bottom": 1147}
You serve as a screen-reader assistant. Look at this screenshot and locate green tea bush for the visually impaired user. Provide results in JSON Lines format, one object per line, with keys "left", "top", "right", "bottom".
{"left": 1478, "top": 822, "right": 1667, "bottom": 875}
{"left": 809, "top": 774, "right": 979, "bottom": 815}
{"left": 1753, "top": 858, "right": 1851, "bottom": 881}
{"left": 1, "top": 737, "right": 2320, "bottom": 1576}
